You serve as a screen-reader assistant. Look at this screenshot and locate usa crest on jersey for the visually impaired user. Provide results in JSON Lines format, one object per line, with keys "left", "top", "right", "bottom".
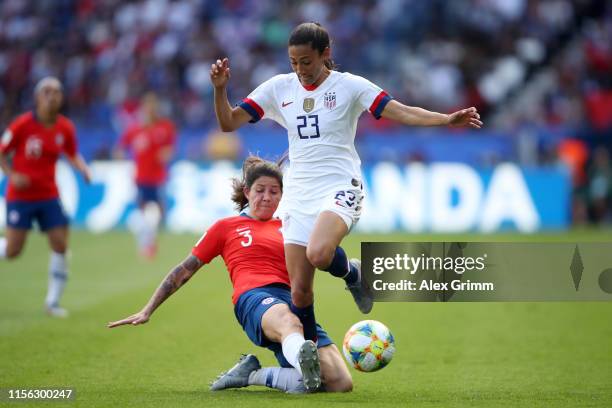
{"left": 324, "top": 91, "right": 336, "bottom": 110}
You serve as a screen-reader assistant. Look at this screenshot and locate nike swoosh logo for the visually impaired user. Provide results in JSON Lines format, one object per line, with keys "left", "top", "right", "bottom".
{"left": 281, "top": 101, "right": 293, "bottom": 107}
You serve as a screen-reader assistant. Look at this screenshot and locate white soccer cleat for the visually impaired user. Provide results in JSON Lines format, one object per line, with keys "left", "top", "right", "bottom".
{"left": 46, "top": 306, "right": 69, "bottom": 318}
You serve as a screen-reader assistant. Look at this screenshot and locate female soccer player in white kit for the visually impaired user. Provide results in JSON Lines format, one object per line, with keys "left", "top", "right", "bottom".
{"left": 210, "top": 22, "right": 482, "bottom": 341}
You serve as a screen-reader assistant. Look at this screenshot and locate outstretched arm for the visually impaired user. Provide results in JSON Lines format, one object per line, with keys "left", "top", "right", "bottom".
{"left": 210, "top": 58, "right": 251, "bottom": 132}
{"left": 381, "top": 100, "right": 483, "bottom": 129}
{"left": 0, "top": 150, "right": 10, "bottom": 176}
{"left": 107, "top": 254, "right": 204, "bottom": 328}
{"left": 67, "top": 153, "right": 92, "bottom": 184}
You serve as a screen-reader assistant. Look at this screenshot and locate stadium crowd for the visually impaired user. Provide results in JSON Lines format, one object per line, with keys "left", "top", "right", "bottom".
{"left": 0, "top": 0, "right": 610, "bottom": 222}
{"left": 0, "top": 0, "right": 607, "bottom": 128}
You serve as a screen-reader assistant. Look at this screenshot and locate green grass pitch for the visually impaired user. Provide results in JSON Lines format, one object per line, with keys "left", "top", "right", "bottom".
{"left": 1, "top": 230, "right": 611, "bottom": 407}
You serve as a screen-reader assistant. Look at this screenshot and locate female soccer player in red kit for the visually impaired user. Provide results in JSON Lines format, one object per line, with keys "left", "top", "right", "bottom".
{"left": 108, "top": 157, "right": 351, "bottom": 393}
{"left": 0, "top": 77, "right": 91, "bottom": 317}
{"left": 116, "top": 92, "right": 176, "bottom": 259}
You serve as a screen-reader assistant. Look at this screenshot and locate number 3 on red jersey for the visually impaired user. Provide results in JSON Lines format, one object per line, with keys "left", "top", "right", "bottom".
{"left": 238, "top": 229, "right": 252, "bottom": 247}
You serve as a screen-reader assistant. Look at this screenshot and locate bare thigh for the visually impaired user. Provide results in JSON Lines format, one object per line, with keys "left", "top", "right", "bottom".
{"left": 261, "top": 303, "right": 303, "bottom": 343}
{"left": 306, "top": 211, "right": 349, "bottom": 269}
{"left": 284, "top": 243, "right": 316, "bottom": 307}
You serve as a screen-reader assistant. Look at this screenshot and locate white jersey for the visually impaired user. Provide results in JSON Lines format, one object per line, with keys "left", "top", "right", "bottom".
{"left": 240, "top": 70, "right": 391, "bottom": 218}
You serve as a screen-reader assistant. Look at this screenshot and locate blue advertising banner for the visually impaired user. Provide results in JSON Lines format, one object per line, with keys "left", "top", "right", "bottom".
{"left": 0, "top": 161, "right": 570, "bottom": 233}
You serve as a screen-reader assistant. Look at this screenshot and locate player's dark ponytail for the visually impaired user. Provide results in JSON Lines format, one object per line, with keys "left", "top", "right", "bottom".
{"left": 289, "top": 22, "right": 337, "bottom": 70}
{"left": 231, "top": 155, "right": 284, "bottom": 212}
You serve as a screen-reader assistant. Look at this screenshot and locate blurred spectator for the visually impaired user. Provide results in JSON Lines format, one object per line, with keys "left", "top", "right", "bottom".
{"left": 558, "top": 138, "right": 589, "bottom": 187}
{"left": 557, "top": 138, "right": 589, "bottom": 224}
{"left": 203, "top": 128, "right": 243, "bottom": 161}
{"left": 0, "top": 0, "right": 606, "bottom": 129}
{"left": 587, "top": 146, "right": 612, "bottom": 223}
{"left": 0, "top": 0, "right": 609, "bottom": 175}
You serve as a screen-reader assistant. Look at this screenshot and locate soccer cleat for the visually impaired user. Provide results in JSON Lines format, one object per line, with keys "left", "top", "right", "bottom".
{"left": 46, "top": 306, "right": 69, "bottom": 318}
{"left": 140, "top": 243, "right": 157, "bottom": 260}
{"left": 209, "top": 354, "right": 261, "bottom": 391}
{"left": 298, "top": 340, "right": 321, "bottom": 392}
{"left": 285, "top": 380, "right": 308, "bottom": 394}
{"left": 346, "top": 258, "right": 373, "bottom": 314}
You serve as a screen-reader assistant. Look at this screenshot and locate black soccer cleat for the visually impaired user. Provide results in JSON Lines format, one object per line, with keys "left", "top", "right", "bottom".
{"left": 346, "top": 258, "right": 374, "bottom": 314}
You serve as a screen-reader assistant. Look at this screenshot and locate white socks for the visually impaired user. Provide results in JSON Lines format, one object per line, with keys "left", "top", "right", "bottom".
{"left": 281, "top": 332, "right": 306, "bottom": 373}
{"left": 248, "top": 367, "right": 305, "bottom": 393}
{"left": 0, "top": 237, "right": 6, "bottom": 259}
{"left": 45, "top": 251, "right": 68, "bottom": 308}
{"left": 135, "top": 212, "right": 153, "bottom": 247}
{"left": 132, "top": 204, "right": 161, "bottom": 253}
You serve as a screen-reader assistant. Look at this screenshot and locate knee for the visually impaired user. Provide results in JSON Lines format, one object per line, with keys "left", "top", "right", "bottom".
{"left": 5, "top": 247, "right": 22, "bottom": 260}
{"left": 306, "top": 244, "right": 335, "bottom": 269}
{"left": 337, "top": 377, "right": 353, "bottom": 393}
{"left": 325, "top": 373, "right": 353, "bottom": 393}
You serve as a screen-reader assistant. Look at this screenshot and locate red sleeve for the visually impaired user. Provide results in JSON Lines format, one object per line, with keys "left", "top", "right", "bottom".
{"left": 119, "top": 126, "right": 135, "bottom": 148}
{"left": 0, "top": 116, "right": 26, "bottom": 154}
{"left": 191, "top": 220, "right": 226, "bottom": 264}
{"left": 63, "top": 119, "right": 78, "bottom": 158}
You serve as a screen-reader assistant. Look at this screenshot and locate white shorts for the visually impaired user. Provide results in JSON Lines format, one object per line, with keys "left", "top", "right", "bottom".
{"left": 280, "top": 181, "right": 365, "bottom": 247}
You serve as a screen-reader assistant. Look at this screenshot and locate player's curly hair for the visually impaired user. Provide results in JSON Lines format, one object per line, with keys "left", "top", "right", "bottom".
{"left": 231, "top": 155, "right": 283, "bottom": 212}
{"left": 289, "top": 22, "right": 337, "bottom": 70}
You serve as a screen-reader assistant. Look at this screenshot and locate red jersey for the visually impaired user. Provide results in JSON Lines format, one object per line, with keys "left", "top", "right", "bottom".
{"left": 119, "top": 118, "right": 176, "bottom": 185}
{"left": 192, "top": 215, "right": 290, "bottom": 304}
{"left": 0, "top": 112, "right": 77, "bottom": 202}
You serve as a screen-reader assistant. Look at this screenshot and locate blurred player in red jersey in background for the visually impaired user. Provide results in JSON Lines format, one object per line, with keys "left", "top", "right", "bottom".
{"left": 108, "top": 156, "right": 351, "bottom": 393}
{"left": 0, "top": 77, "right": 91, "bottom": 317}
{"left": 115, "top": 92, "right": 176, "bottom": 259}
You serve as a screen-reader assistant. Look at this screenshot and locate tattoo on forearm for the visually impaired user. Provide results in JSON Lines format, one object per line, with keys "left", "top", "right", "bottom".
{"left": 182, "top": 255, "right": 203, "bottom": 273}
{"left": 147, "top": 255, "right": 203, "bottom": 312}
